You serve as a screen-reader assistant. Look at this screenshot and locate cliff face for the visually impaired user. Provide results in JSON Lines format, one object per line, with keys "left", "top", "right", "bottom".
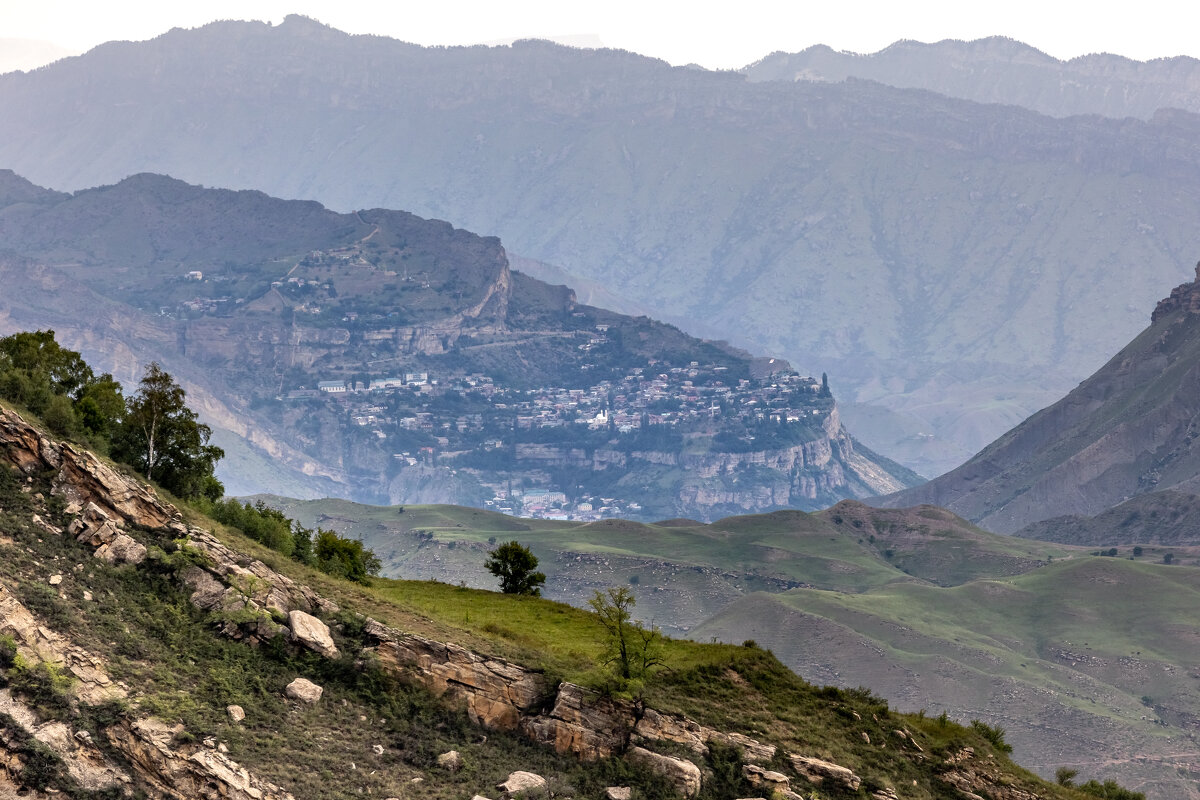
{"left": 880, "top": 261, "right": 1200, "bottom": 532}
{"left": 514, "top": 408, "right": 908, "bottom": 520}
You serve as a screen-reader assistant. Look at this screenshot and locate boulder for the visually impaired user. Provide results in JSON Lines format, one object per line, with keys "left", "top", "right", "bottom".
{"left": 788, "top": 755, "right": 862, "bottom": 791}
{"left": 742, "top": 764, "right": 790, "bottom": 793}
{"left": 626, "top": 747, "right": 701, "bottom": 798}
{"left": 227, "top": 705, "right": 245, "bottom": 723}
{"left": 48, "top": 575, "right": 62, "bottom": 585}
{"left": 436, "top": 750, "right": 462, "bottom": 771}
{"left": 496, "top": 770, "right": 547, "bottom": 796}
{"left": 605, "top": 788, "right": 632, "bottom": 800}
{"left": 284, "top": 678, "right": 323, "bottom": 704}
{"left": 288, "top": 610, "right": 338, "bottom": 659}
{"left": 94, "top": 533, "right": 147, "bottom": 565}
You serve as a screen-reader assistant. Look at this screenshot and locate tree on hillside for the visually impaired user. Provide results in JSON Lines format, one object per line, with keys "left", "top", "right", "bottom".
{"left": 589, "top": 586, "right": 665, "bottom": 682}
{"left": 112, "top": 362, "right": 224, "bottom": 500}
{"left": 484, "top": 540, "right": 545, "bottom": 596}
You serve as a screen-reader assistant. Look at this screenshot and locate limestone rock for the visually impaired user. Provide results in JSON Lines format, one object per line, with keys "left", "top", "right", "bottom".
{"left": 742, "top": 764, "right": 790, "bottom": 793}
{"left": 521, "top": 682, "right": 634, "bottom": 760}
{"left": 94, "top": 532, "right": 147, "bottom": 565}
{"left": 789, "top": 755, "right": 862, "bottom": 791}
{"left": 227, "top": 705, "right": 245, "bottom": 723}
{"left": 437, "top": 749, "right": 463, "bottom": 771}
{"left": 107, "top": 717, "right": 295, "bottom": 800}
{"left": 285, "top": 677, "right": 323, "bottom": 704}
{"left": 626, "top": 747, "right": 701, "bottom": 798}
{"left": 871, "top": 788, "right": 900, "bottom": 800}
{"left": 371, "top": 632, "right": 547, "bottom": 731}
{"left": 496, "top": 770, "right": 547, "bottom": 796}
{"left": 605, "top": 787, "right": 632, "bottom": 800}
{"left": 48, "top": 574, "right": 62, "bottom": 586}
{"left": 288, "top": 610, "right": 338, "bottom": 659}
{"left": 634, "top": 706, "right": 775, "bottom": 764}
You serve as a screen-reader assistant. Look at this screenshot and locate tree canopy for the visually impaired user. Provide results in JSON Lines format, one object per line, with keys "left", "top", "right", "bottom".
{"left": 111, "top": 362, "right": 224, "bottom": 500}
{"left": 484, "top": 540, "right": 546, "bottom": 596}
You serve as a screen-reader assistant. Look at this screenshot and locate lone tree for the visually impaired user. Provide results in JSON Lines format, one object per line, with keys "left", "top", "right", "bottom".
{"left": 112, "top": 362, "right": 223, "bottom": 500}
{"left": 589, "top": 586, "right": 665, "bottom": 682}
{"left": 484, "top": 540, "right": 545, "bottom": 596}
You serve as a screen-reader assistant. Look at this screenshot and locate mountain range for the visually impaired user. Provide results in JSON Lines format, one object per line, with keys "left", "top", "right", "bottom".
{"left": 744, "top": 36, "right": 1200, "bottom": 119}
{"left": 3, "top": 17, "right": 1200, "bottom": 476}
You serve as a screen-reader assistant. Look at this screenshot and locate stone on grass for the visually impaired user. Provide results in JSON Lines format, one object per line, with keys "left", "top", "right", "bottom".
{"left": 437, "top": 749, "right": 462, "bottom": 771}
{"left": 288, "top": 609, "right": 339, "bottom": 659}
{"left": 284, "top": 677, "right": 323, "bottom": 704}
{"left": 48, "top": 575, "right": 62, "bottom": 585}
{"left": 227, "top": 705, "right": 245, "bottom": 723}
{"left": 372, "top": 744, "right": 384, "bottom": 756}
{"left": 496, "top": 770, "right": 547, "bottom": 796}
{"left": 605, "top": 787, "right": 632, "bottom": 800}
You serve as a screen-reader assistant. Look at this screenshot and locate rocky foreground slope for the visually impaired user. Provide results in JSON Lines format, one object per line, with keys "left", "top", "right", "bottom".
{"left": 0, "top": 406, "right": 1070, "bottom": 798}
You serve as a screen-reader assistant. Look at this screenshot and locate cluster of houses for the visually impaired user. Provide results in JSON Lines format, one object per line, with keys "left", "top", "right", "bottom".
{"left": 281, "top": 362, "right": 829, "bottom": 521}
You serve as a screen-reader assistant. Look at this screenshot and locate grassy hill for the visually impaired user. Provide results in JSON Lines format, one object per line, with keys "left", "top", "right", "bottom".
{"left": 254, "top": 496, "right": 1073, "bottom": 636}
{"left": 0, "top": 404, "right": 1091, "bottom": 800}
{"left": 691, "top": 557, "right": 1200, "bottom": 800}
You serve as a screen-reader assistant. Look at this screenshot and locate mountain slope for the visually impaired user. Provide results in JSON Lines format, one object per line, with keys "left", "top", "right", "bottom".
{"left": 744, "top": 37, "right": 1200, "bottom": 120}
{"left": 691, "top": 556, "right": 1200, "bottom": 800}
{"left": 0, "top": 404, "right": 1077, "bottom": 800}
{"left": 3, "top": 18, "right": 1200, "bottom": 474}
{"left": 880, "top": 263, "right": 1200, "bottom": 532}
{"left": 0, "top": 171, "right": 915, "bottom": 518}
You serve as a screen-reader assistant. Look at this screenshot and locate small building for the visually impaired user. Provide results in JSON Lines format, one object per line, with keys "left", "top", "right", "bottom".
{"left": 318, "top": 381, "right": 347, "bottom": 393}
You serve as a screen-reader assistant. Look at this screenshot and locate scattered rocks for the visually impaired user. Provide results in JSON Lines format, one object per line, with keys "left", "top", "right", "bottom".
{"left": 288, "top": 610, "right": 338, "bottom": 659}
{"left": 496, "top": 770, "right": 548, "bottom": 796}
{"left": 227, "top": 705, "right": 245, "bottom": 723}
{"left": 626, "top": 747, "right": 701, "bottom": 798}
{"left": 48, "top": 574, "right": 62, "bottom": 585}
{"left": 437, "top": 750, "right": 463, "bottom": 771}
{"left": 284, "top": 678, "right": 323, "bottom": 704}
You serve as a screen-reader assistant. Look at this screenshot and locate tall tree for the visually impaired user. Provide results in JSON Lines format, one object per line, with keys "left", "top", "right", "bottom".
{"left": 113, "top": 362, "right": 224, "bottom": 499}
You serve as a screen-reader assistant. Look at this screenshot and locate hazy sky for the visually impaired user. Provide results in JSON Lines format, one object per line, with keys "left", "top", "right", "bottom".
{"left": 4, "top": 0, "right": 1200, "bottom": 69}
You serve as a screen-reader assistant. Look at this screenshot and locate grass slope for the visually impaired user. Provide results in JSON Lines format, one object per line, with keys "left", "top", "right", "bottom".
{"left": 691, "top": 557, "right": 1200, "bottom": 799}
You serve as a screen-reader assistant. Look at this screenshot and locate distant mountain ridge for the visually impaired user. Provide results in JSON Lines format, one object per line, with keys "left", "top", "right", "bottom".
{"left": 4, "top": 17, "right": 1200, "bottom": 476}
{"left": 880, "top": 262, "right": 1200, "bottom": 532}
{"left": 0, "top": 170, "right": 916, "bottom": 518}
{"left": 744, "top": 37, "right": 1200, "bottom": 119}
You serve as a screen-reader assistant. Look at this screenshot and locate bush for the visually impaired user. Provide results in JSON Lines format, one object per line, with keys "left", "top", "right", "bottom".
{"left": 969, "top": 719, "right": 1013, "bottom": 754}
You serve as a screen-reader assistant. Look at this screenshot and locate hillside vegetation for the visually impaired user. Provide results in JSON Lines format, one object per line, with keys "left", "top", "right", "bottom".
{"left": 251, "top": 493, "right": 1200, "bottom": 799}
{"left": 0, "top": 403, "right": 1100, "bottom": 800}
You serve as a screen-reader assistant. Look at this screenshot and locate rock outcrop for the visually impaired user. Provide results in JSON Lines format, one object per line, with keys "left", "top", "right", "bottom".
{"left": 625, "top": 746, "right": 702, "bottom": 799}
